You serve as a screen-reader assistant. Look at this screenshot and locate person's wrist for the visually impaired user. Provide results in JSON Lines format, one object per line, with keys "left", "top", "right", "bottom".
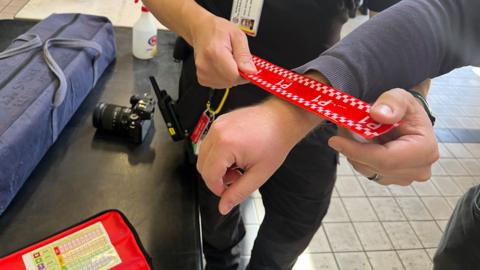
{"left": 302, "top": 70, "right": 331, "bottom": 124}
{"left": 262, "top": 97, "right": 323, "bottom": 146}
{"left": 181, "top": 3, "right": 212, "bottom": 44}
{"left": 262, "top": 70, "right": 331, "bottom": 142}
{"left": 407, "top": 89, "right": 436, "bottom": 126}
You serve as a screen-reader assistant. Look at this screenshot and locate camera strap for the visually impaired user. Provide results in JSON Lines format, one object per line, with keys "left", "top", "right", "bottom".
{"left": 191, "top": 88, "right": 230, "bottom": 154}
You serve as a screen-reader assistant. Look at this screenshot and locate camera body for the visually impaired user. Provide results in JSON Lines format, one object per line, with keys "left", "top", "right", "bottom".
{"left": 93, "top": 94, "right": 155, "bottom": 144}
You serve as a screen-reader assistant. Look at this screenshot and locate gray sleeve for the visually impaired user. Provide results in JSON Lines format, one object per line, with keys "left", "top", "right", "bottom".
{"left": 295, "top": 0, "right": 480, "bottom": 102}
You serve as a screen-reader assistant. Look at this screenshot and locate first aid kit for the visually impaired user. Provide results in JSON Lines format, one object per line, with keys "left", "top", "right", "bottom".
{"left": 240, "top": 56, "right": 399, "bottom": 139}
{"left": 0, "top": 13, "right": 116, "bottom": 215}
{"left": 0, "top": 210, "right": 152, "bottom": 270}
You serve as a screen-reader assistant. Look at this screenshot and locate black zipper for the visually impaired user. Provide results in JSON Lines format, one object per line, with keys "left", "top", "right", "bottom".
{"left": 0, "top": 13, "right": 81, "bottom": 92}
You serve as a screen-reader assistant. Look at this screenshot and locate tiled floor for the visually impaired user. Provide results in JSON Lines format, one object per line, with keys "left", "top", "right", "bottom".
{"left": 3, "top": 1, "right": 480, "bottom": 269}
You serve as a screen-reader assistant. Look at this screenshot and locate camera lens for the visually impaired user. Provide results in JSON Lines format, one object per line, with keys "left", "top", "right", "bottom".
{"left": 93, "top": 102, "right": 106, "bottom": 129}
{"left": 130, "top": 95, "right": 141, "bottom": 106}
{"left": 92, "top": 103, "right": 131, "bottom": 133}
{"left": 92, "top": 94, "right": 154, "bottom": 144}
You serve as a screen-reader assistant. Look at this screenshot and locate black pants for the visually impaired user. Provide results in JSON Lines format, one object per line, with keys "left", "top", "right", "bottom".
{"left": 434, "top": 184, "right": 480, "bottom": 270}
{"left": 198, "top": 125, "right": 338, "bottom": 270}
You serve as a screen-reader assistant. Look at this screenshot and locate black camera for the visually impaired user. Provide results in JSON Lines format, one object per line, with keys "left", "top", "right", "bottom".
{"left": 93, "top": 94, "right": 155, "bottom": 144}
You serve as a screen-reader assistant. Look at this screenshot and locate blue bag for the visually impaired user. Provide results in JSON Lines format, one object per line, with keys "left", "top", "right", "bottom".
{"left": 0, "top": 14, "right": 116, "bottom": 214}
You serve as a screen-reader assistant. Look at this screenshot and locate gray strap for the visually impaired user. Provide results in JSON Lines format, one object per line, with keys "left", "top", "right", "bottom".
{"left": 43, "top": 38, "right": 103, "bottom": 107}
{"left": 0, "top": 33, "right": 42, "bottom": 59}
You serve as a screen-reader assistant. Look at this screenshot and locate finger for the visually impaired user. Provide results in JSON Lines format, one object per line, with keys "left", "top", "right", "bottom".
{"left": 329, "top": 135, "right": 430, "bottom": 170}
{"left": 354, "top": 163, "right": 432, "bottom": 186}
{"left": 196, "top": 128, "right": 214, "bottom": 174}
{"left": 224, "top": 168, "right": 243, "bottom": 186}
{"left": 215, "top": 47, "right": 244, "bottom": 87}
{"left": 347, "top": 159, "right": 376, "bottom": 178}
{"left": 200, "top": 143, "right": 236, "bottom": 197}
{"left": 360, "top": 175, "right": 413, "bottom": 186}
{"left": 370, "top": 88, "right": 411, "bottom": 124}
{"left": 236, "top": 77, "right": 251, "bottom": 86}
{"left": 377, "top": 165, "right": 433, "bottom": 183}
{"left": 375, "top": 176, "right": 415, "bottom": 186}
{"left": 328, "top": 136, "right": 387, "bottom": 168}
{"left": 230, "top": 31, "right": 256, "bottom": 74}
{"left": 355, "top": 167, "right": 416, "bottom": 186}
{"left": 218, "top": 166, "right": 271, "bottom": 215}
{"left": 348, "top": 153, "right": 431, "bottom": 180}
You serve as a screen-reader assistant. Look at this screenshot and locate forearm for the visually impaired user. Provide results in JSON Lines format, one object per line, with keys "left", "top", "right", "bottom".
{"left": 142, "top": 0, "right": 212, "bottom": 44}
{"left": 263, "top": 97, "right": 322, "bottom": 139}
{"left": 260, "top": 71, "right": 330, "bottom": 141}
{"left": 296, "top": 0, "right": 480, "bottom": 102}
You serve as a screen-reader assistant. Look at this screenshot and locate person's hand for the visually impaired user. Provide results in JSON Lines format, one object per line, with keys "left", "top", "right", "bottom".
{"left": 190, "top": 15, "right": 257, "bottom": 89}
{"left": 196, "top": 71, "right": 329, "bottom": 215}
{"left": 196, "top": 98, "right": 322, "bottom": 215}
{"left": 328, "top": 88, "right": 439, "bottom": 186}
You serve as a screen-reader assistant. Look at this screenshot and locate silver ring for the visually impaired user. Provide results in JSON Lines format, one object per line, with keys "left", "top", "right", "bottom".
{"left": 367, "top": 173, "right": 382, "bottom": 182}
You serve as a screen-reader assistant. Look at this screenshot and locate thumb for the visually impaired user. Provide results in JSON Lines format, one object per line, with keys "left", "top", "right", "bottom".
{"left": 328, "top": 135, "right": 385, "bottom": 166}
{"left": 218, "top": 166, "right": 270, "bottom": 215}
{"left": 370, "top": 88, "right": 411, "bottom": 124}
{"left": 230, "top": 31, "right": 257, "bottom": 74}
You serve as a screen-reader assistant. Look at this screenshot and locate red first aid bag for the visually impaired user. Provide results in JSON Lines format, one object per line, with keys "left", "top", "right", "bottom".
{"left": 0, "top": 210, "right": 152, "bottom": 270}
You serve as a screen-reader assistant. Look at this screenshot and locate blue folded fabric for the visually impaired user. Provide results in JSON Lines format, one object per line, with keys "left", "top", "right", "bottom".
{"left": 0, "top": 14, "right": 116, "bottom": 214}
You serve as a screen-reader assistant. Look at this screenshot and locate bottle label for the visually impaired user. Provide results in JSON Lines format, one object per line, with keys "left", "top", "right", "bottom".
{"left": 148, "top": 36, "right": 157, "bottom": 46}
{"left": 148, "top": 35, "right": 157, "bottom": 56}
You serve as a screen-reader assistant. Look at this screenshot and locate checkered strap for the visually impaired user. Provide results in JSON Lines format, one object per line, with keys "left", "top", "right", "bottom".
{"left": 240, "top": 56, "right": 399, "bottom": 139}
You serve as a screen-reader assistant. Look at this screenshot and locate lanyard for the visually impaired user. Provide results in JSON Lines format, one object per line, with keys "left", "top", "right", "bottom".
{"left": 206, "top": 88, "right": 230, "bottom": 116}
{"left": 190, "top": 88, "right": 231, "bottom": 145}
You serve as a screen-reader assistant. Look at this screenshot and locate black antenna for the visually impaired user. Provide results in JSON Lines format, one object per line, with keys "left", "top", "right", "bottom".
{"left": 149, "top": 76, "right": 166, "bottom": 99}
{"left": 149, "top": 76, "right": 187, "bottom": 141}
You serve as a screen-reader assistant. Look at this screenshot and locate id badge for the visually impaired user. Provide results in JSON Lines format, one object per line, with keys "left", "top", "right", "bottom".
{"left": 191, "top": 111, "right": 211, "bottom": 144}
{"left": 230, "top": 0, "right": 264, "bottom": 37}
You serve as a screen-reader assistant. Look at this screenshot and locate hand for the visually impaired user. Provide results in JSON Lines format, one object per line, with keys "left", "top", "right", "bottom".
{"left": 328, "top": 88, "right": 439, "bottom": 186}
{"left": 190, "top": 15, "right": 257, "bottom": 89}
{"left": 197, "top": 98, "right": 321, "bottom": 215}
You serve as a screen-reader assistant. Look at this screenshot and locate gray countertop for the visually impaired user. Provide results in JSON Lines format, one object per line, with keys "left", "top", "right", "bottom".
{"left": 0, "top": 20, "right": 202, "bottom": 270}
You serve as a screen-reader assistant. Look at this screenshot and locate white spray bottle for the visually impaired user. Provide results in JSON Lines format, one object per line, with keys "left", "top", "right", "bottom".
{"left": 133, "top": 0, "right": 157, "bottom": 59}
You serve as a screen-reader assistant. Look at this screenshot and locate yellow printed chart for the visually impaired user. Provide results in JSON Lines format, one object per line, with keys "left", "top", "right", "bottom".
{"left": 22, "top": 222, "right": 121, "bottom": 270}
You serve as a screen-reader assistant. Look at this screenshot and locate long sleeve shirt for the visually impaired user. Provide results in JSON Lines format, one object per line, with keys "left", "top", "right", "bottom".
{"left": 296, "top": 0, "right": 480, "bottom": 102}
